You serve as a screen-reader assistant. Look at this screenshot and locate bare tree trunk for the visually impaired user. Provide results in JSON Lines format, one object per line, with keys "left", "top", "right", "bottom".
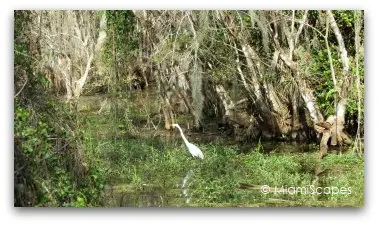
{"left": 74, "top": 53, "right": 93, "bottom": 98}
{"left": 321, "top": 10, "right": 352, "bottom": 152}
{"left": 326, "top": 10, "right": 350, "bottom": 122}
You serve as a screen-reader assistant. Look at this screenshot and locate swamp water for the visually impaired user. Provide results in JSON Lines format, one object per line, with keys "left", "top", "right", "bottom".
{"left": 77, "top": 94, "right": 363, "bottom": 207}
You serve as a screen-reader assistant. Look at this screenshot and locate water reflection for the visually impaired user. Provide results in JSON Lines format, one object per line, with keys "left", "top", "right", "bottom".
{"left": 181, "top": 169, "right": 194, "bottom": 204}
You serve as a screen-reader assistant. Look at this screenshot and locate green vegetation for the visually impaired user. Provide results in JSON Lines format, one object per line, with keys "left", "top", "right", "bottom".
{"left": 14, "top": 93, "right": 364, "bottom": 207}
{"left": 14, "top": 10, "right": 364, "bottom": 207}
{"left": 14, "top": 101, "right": 109, "bottom": 207}
{"left": 84, "top": 115, "right": 364, "bottom": 207}
{"left": 73, "top": 110, "right": 362, "bottom": 207}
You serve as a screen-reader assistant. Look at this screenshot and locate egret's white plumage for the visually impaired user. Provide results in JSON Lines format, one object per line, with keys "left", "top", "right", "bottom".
{"left": 172, "top": 124, "right": 204, "bottom": 160}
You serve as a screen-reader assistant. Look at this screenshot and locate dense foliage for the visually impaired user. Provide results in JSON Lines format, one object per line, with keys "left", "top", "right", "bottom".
{"left": 14, "top": 11, "right": 105, "bottom": 207}
{"left": 14, "top": 10, "right": 364, "bottom": 207}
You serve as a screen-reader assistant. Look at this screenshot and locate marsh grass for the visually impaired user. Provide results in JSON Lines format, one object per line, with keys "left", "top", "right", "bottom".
{"left": 78, "top": 102, "right": 364, "bottom": 207}
{"left": 92, "top": 132, "right": 364, "bottom": 207}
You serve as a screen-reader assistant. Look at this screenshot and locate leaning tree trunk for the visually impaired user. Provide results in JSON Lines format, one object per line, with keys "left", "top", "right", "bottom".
{"left": 219, "top": 11, "right": 287, "bottom": 137}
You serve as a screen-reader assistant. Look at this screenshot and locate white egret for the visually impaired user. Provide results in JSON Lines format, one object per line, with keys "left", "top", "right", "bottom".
{"left": 172, "top": 124, "right": 204, "bottom": 160}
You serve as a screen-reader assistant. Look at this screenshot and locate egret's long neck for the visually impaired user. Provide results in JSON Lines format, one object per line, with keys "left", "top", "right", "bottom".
{"left": 176, "top": 126, "right": 189, "bottom": 145}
